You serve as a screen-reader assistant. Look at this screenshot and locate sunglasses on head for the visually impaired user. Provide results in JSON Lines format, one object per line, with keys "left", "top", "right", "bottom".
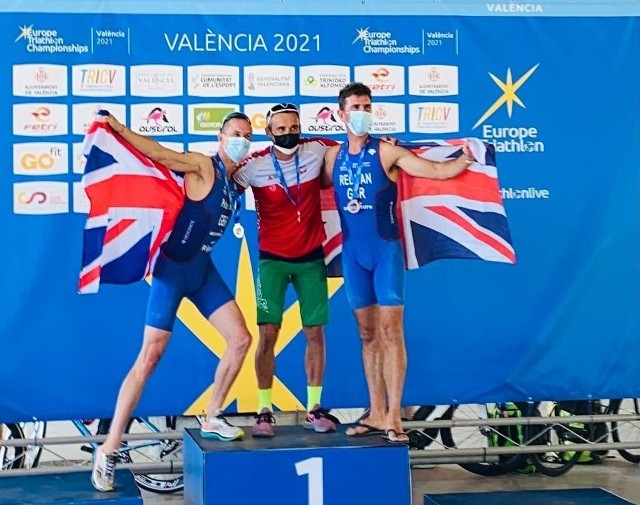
{"left": 266, "top": 103, "right": 299, "bottom": 122}
{"left": 221, "top": 111, "right": 250, "bottom": 129}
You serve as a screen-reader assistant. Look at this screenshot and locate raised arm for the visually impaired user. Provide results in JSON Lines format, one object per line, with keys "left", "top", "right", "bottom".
{"left": 103, "top": 113, "right": 210, "bottom": 174}
{"left": 383, "top": 141, "right": 474, "bottom": 180}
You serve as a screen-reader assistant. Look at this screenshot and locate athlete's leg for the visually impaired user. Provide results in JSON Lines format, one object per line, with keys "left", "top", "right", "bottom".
{"left": 205, "top": 300, "right": 252, "bottom": 417}
{"left": 253, "top": 259, "right": 289, "bottom": 436}
{"left": 101, "top": 326, "right": 172, "bottom": 453}
{"left": 342, "top": 249, "right": 386, "bottom": 434}
{"left": 291, "top": 259, "right": 329, "bottom": 394}
{"left": 373, "top": 241, "right": 407, "bottom": 441}
{"left": 93, "top": 325, "right": 172, "bottom": 491}
{"left": 93, "top": 254, "right": 182, "bottom": 491}
{"left": 352, "top": 306, "right": 387, "bottom": 432}
{"left": 378, "top": 306, "right": 406, "bottom": 439}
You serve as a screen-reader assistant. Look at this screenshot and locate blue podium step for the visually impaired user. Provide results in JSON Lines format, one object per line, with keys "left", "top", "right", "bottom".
{"left": 184, "top": 425, "right": 411, "bottom": 505}
{"left": 424, "top": 488, "right": 634, "bottom": 505}
{"left": 0, "top": 470, "right": 142, "bottom": 505}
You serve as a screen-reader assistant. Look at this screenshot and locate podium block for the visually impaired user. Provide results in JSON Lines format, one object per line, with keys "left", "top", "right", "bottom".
{"left": 0, "top": 470, "right": 142, "bottom": 505}
{"left": 184, "top": 426, "right": 411, "bottom": 505}
{"left": 424, "top": 488, "right": 634, "bottom": 505}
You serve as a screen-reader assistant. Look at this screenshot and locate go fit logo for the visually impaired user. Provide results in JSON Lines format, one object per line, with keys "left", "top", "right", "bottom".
{"left": 13, "top": 181, "right": 69, "bottom": 215}
{"left": 13, "top": 143, "right": 69, "bottom": 175}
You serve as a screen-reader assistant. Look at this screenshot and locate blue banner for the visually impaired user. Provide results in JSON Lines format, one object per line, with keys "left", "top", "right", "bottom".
{"left": 1, "top": 1, "right": 639, "bottom": 422}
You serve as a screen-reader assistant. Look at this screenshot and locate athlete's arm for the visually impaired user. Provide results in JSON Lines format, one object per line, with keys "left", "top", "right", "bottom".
{"left": 321, "top": 145, "right": 340, "bottom": 188}
{"left": 383, "top": 141, "right": 474, "bottom": 180}
{"left": 103, "top": 113, "right": 209, "bottom": 174}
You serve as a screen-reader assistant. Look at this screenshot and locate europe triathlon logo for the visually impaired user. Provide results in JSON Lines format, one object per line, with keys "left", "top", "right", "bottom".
{"left": 473, "top": 64, "right": 544, "bottom": 153}
{"left": 15, "top": 24, "right": 89, "bottom": 54}
{"left": 352, "top": 27, "right": 420, "bottom": 55}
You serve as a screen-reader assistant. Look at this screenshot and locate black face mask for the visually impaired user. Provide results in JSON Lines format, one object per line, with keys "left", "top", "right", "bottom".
{"left": 272, "top": 133, "right": 300, "bottom": 150}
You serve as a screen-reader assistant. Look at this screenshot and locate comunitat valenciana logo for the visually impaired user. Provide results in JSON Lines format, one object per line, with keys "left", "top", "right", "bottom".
{"left": 15, "top": 24, "right": 89, "bottom": 54}
{"left": 352, "top": 27, "right": 420, "bottom": 55}
{"left": 473, "top": 64, "right": 544, "bottom": 153}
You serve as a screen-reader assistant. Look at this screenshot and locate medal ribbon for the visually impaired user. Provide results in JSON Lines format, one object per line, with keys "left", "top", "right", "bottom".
{"left": 214, "top": 154, "right": 241, "bottom": 226}
{"left": 339, "top": 137, "right": 369, "bottom": 202}
{"left": 270, "top": 149, "right": 301, "bottom": 218}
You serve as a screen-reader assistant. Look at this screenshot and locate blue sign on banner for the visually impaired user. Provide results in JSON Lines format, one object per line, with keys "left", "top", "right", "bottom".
{"left": 1, "top": 1, "right": 639, "bottom": 422}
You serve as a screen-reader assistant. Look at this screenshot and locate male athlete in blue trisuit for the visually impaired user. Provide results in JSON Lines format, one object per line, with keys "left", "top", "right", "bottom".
{"left": 91, "top": 112, "right": 254, "bottom": 491}
{"left": 322, "top": 83, "right": 474, "bottom": 443}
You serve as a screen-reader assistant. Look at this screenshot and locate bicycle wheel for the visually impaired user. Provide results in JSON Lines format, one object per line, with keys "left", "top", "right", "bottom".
{"left": 123, "top": 416, "right": 184, "bottom": 494}
{"left": 440, "top": 403, "right": 532, "bottom": 476}
{"left": 610, "top": 398, "right": 640, "bottom": 463}
{"left": 408, "top": 405, "right": 454, "bottom": 450}
{"left": 328, "top": 408, "right": 369, "bottom": 425}
{"left": 529, "top": 402, "right": 582, "bottom": 477}
{"left": 1, "top": 423, "right": 25, "bottom": 470}
{"left": 20, "top": 421, "right": 47, "bottom": 469}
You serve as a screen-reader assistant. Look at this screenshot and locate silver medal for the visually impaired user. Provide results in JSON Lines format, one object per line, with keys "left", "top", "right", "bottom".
{"left": 232, "top": 223, "right": 245, "bottom": 239}
{"left": 346, "top": 199, "right": 361, "bottom": 214}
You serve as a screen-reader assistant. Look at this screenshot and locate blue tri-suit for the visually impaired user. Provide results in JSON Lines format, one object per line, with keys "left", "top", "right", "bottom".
{"left": 145, "top": 159, "right": 235, "bottom": 331}
{"left": 333, "top": 136, "right": 405, "bottom": 310}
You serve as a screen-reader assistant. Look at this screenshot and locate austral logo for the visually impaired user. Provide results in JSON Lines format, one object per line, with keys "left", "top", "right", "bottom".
{"left": 474, "top": 64, "right": 545, "bottom": 153}
{"left": 139, "top": 107, "right": 178, "bottom": 134}
{"left": 307, "top": 106, "right": 345, "bottom": 133}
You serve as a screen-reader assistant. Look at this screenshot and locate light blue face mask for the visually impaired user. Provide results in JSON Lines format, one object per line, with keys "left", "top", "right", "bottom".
{"left": 347, "top": 110, "right": 373, "bottom": 136}
{"left": 225, "top": 136, "right": 251, "bottom": 163}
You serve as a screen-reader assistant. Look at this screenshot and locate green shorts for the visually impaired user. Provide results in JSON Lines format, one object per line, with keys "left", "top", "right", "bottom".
{"left": 256, "top": 258, "right": 329, "bottom": 326}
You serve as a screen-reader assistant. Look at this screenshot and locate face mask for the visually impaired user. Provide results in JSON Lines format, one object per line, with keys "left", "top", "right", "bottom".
{"left": 272, "top": 133, "right": 300, "bottom": 154}
{"left": 347, "top": 111, "right": 373, "bottom": 137}
{"left": 225, "top": 136, "right": 251, "bottom": 163}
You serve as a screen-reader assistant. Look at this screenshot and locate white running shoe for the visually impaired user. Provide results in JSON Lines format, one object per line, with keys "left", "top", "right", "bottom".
{"left": 91, "top": 447, "right": 119, "bottom": 492}
{"left": 200, "top": 415, "right": 245, "bottom": 441}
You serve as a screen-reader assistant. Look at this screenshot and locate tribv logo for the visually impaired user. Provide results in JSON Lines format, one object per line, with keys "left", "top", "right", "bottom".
{"left": 473, "top": 64, "right": 544, "bottom": 153}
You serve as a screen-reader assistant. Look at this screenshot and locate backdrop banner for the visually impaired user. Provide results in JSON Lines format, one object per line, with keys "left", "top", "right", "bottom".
{"left": 1, "top": 1, "right": 638, "bottom": 422}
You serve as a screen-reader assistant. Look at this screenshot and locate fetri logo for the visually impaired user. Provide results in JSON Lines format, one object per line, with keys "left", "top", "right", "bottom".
{"left": 13, "top": 103, "right": 68, "bottom": 136}
{"left": 32, "top": 106, "right": 51, "bottom": 122}
{"left": 372, "top": 67, "right": 389, "bottom": 82}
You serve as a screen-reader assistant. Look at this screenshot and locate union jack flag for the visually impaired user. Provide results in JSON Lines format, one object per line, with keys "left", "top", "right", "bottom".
{"left": 398, "top": 138, "right": 515, "bottom": 269}
{"left": 320, "top": 138, "right": 514, "bottom": 276}
{"left": 78, "top": 121, "right": 184, "bottom": 294}
{"left": 321, "top": 187, "right": 343, "bottom": 277}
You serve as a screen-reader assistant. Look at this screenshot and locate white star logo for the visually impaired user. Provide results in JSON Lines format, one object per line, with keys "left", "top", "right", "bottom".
{"left": 352, "top": 27, "right": 369, "bottom": 44}
{"left": 15, "top": 24, "right": 33, "bottom": 43}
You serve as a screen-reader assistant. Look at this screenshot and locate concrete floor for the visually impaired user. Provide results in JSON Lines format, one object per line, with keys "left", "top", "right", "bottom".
{"left": 141, "top": 455, "right": 640, "bottom": 504}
